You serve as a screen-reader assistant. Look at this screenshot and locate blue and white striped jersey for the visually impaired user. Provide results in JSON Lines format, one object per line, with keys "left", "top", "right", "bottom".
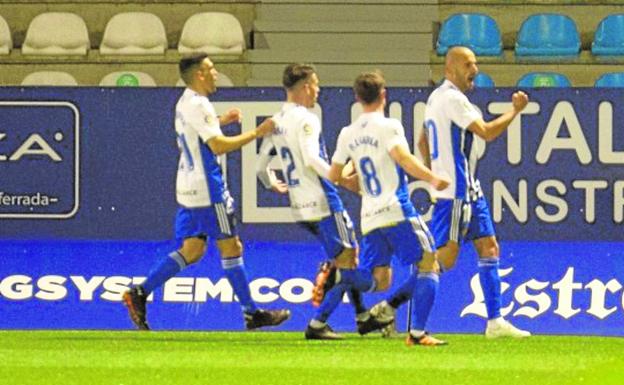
{"left": 424, "top": 80, "right": 483, "bottom": 201}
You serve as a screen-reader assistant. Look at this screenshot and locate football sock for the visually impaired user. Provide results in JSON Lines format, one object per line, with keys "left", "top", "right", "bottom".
{"left": 387, "top": 273, "right": 419, "bottom": 309}
{"left": 410, "top": 272, "right": 439, "bottom": 331}
{"left": 314, "top": 284, "right": 347, "bottom": 323}
{"left": 141, "top": 251, "right": 187, "bottom": 295}
{"left": 478, "top": 257, "right": 502, "bottom": 319}
{"left": 336, "top": 269, "right": 375, "bottom": 292}
{"left": 222, "top": 256, "right": 258, "bottom": 314}
{"left": 347, "top": 288, "right": 367, "bottom": 315}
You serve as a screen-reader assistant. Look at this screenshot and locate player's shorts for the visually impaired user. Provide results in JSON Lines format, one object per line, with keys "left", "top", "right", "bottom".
{"left": 299, "top": 210, "right": 357, "bottom": 259}
{"left": 174, "top": 202, "right": 238, "bottom": 241}
{"left": 430, "top": 196, "right": 495, "bottom": 248}
{"left": 358, "top": 216, "right": 435, "bottom": 272}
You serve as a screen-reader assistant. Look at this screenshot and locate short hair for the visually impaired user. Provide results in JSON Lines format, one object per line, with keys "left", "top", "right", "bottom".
{"left": 282, "top": 63, "right": 316, "bottom": 89}
{"left": 353, "top": 71, "right": 386, "bottom": 104}
{"left": 179, "top": 53, "right": 209, "bottom": 85}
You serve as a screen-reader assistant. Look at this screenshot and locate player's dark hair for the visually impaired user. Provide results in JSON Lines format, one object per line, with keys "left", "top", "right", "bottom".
{"left": 282, "top": 63, "right": 316, "bottom": 89}
{"left": 179, "top": 53, "right": 209, "bottom": 85}
{"left": 354, "top": 71, "right": 386, "bottom": 104}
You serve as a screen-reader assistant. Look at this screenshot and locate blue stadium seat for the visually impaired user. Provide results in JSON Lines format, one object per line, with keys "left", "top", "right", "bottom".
{"left": 592, "top": 15, "right": 624, "bottom": 56}
{"left": 515, "top": 14, "right": 580, "bottom": 57}
{"left": 595, "top": 72, "right": 624, "bottom": 87}
{"left": 436, "top": 13, "right": 502, "bottom": 56}
{"left": 517, "top": 72, "right": 571, "bottom": 87}
{"left": 474, "top": 72, "right": 495, "bottom": 87}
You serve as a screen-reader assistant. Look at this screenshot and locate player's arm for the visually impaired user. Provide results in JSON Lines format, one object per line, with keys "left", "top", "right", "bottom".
{"left": 256, "top": 139, "right": 288, "bottom": 194}
{"left": 467, "top": 91, "right": 528, "bottom": 142}
{"left": 207, "top": 118, "right": 274, "bottom": 155}
{"left": 417, "top": 129, "right": 431, "bottom": 169}
{"left": 298, "top": 120, "right": 331, "bottom": 180}
{"left": 328, "top": 131, "right": 359, "bottom": 193}
{"left": 389, "top": 144, "right": 449, "bottom": 191}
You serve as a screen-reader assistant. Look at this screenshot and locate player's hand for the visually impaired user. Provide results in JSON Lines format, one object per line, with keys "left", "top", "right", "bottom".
{"left": 220, "top": 108, "right": 242, "bottom": 126}
{"left": 340, "top": 173, "right": 360, "bottom": 194}
{"left": 431, "top": 175, "right": 450, "bottom": 191}
{"left": 512, "top": 91, "right": 528, "bottom": 113}
{"left": 271, "top": 179, "right": 288, "bottom": 194}
{"left": 255, "top": 118, "right": 275, "bottom": 137}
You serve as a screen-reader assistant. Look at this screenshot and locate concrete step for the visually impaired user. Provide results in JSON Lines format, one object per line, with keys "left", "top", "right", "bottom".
{"left": 253, "top": 20, "right": 432, "bottom": 33}
{"left": 248, "top": 47, "right": 429, "bottom": 64}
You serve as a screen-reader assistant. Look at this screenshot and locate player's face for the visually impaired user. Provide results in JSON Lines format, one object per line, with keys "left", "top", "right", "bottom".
{"left": 455, "top": 52, "right": 478, "bottom": 92}
{"left": 198, "top": 58, "right": 218, "bottom": 94}
{"left": 304, "top": 73, "right": 320, "bottom": 108}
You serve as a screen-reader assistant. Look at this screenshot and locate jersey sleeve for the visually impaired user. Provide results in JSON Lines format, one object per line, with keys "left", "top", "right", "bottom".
{"left": 447, "top": 91, "right": 481, "bottom": 129}
{"left": 297, "top": 114, "right": 331, "bottom": 179}
{"left": 193, "top": 100, "right": 223, "bottom": 142}
{"left": 385, "top": 119, "right": 409, "bottom": 152}
{"left": 332, "top": 129, "right": 349, "bottom": 165}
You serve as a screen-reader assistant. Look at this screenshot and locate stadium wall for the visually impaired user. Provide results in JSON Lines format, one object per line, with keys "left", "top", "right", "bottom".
{"left": 1, "top": 87, "right": 623, "bottom": 335}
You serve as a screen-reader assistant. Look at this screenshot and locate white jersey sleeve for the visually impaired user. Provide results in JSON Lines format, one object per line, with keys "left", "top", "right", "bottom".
{"left": 297, "top": 115, "right": 330, "bottom": 180}
{"left": 447, "top": 91, "right": 481, "bottom": 130}
{"left": 191, "top": 97, "right": 222, "bottom": 142}
{"left": 386, "top": 119, "right": 409, "bottom": 152}
{"left": 332, "top": 129, "right": 350, "bottom": 165}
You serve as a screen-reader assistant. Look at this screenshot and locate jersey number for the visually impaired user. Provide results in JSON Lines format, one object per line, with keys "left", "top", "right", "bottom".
{"left": 177, "top": 133, "right": 194, "bottom": 170}
{"left": 280, "top": 147, "right": 300, "bottom": 186}
{"left": 359, "top": 157, "right": 381, "bottom": 196}
{"left": 425, "top": 119, "right": 439, "bottom": 160}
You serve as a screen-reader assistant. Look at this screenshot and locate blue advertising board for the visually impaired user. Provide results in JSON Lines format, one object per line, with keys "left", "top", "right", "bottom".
{"left": 0, "top": 87, "right": 623, "bottom": 335}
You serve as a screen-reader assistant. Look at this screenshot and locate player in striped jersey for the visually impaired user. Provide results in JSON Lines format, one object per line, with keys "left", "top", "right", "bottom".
{"left": 328, "top": 71, "right": 450, "bottom": 346}
{"left": 122, "top": 53, "right": 290, "bottom": 331}
{"left": 405, "top": 46, "right": 530, "bottom": 338}
{"left": 256, "top": 64, "right": 390, "bottom": 339}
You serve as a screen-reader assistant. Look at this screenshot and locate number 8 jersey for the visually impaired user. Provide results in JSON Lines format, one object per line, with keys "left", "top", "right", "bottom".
{"left": 332, "top": 111, "right": 417, "bottom": 235}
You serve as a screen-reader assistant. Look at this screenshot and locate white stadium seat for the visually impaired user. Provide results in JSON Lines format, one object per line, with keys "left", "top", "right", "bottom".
{"left": 178, "top": 12, "right": 244, "bottom": 55}
{"left": 21, "top": 71, "right": 78, "bottom": 86}
{"left": 22, "top": 12, "right": 89, "bottom": 55}
{"left": 99, "top": 71, "right": 157, "bottom": 86}
{"left": 100, "top": 12, "right": 167, "bottom": 55}
{"left": 0, "top": 15, "right": 12, "bottom": 54}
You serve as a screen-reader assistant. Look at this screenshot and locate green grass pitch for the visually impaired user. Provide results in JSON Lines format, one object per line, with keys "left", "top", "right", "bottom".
{"left": 1, "top": 331, "right": 623, "bottom": 385}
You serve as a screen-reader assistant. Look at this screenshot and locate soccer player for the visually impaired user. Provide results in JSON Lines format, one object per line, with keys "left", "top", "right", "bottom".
{"left": 327, "top": 70, "right": 451, "bottom": 346}
{"left": 376, "top": 46, "right": 531, "bottom": 338}
{"left": 122, "top": 53, "right": 290, "bottom": 331}
{"left": 256, "top": 63, "right": 389, "bottom": 340}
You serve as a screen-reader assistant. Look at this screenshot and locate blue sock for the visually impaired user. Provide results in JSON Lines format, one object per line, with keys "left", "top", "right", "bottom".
{"left": 337, "top": 269, "right": 375, "bottom": 292}
{"left": 347, "top": 289, "right": 367, "bottom": 315}
{"left": 314, "top": 284, "right": 347, "bottom": 323}
{"left": 141, "top": 251, "right": 187, "bottom": 295}
{"left": 387, "top": 273, "right": 418, "bottom": 309}
{"left": 478, "top": 257, "right": 501, "bottom": 319}
{"left": 410, "top": 272, "right": 439, "bottom": 331}
{"left": 222, "top": 256, "right": 258, "bottom": 314}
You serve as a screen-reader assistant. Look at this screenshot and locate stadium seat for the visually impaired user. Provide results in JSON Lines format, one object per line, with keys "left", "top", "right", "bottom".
{"left": 0, "top": 15, "right": 11, "bottom": 54}
{"left": 100, "top": 12, "right": 167, "bottom": 55}
{"left": 99, "top": 71, "right": 157, "bottom": 86}
{"left": 592, "top": 14, "right": 624, "bottom": 56}
{"left": 517, "top": 72, "right": 571, "bottom": 87}
{"left": 178, "top": 12, "right": 244, "bottom": 55}
{"left": 474, "top": 72, "right": 495, "bottom": 87}
{"left": 176, "top": 73, "right": 234, "bottom": 87}
{"left": 22, "top": 12, "right": 89, "bottom": 55}
{"left": 515, "top": 14, "right": 580, "bottom": 57}
{"left": 21, "top": 71, "right": 78, "bottom": 86}
{"left": 595, "top": 72, "right": 624, "bottom": 87}
{"left": 436, "top": 13, "right": 502, "bottom": 56}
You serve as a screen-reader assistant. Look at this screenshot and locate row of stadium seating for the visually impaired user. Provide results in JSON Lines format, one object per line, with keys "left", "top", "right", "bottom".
{"left": 18, "top": 70, "right": 234, "bottom": 87}
{"left": 437, "top": 13, "right": 624, "bottom": 57}
{"left": 0, "top": 11, "right": 244, "bottom": 55}
{"left": 475, "top": 71, "right": 624, "bottom": 87}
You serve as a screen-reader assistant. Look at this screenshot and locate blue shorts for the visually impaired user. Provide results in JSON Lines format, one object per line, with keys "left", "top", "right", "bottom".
{"left": 174, "top": 202, "right": 238, "bottom": 241}
{"left": 359, "top": 216, "right": 435, "bottom": 272}
{"left": 300, "top": 211, "right": 357, "bottom": 259}
{"left": 430, "top": 196, "right": 495, "bottom": 248}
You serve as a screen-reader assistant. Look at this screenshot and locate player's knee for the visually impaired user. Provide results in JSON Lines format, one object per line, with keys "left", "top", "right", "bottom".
{"left": 417, "top": 251, "right": 439, "bottom": 274}
{"left": 217, "top": 237, "right": 243, "bottom": 258}
{"left": 180, "top": 238, "right": 206, "bottom": 264}
{"left": 335, "top": 248, "right": 357, "bottom": 269}
{"left": 372, "top": 267, "right": 391, "bottom": 291}
{"left": 437, "top": 242, "right": 459, "bottom": 271}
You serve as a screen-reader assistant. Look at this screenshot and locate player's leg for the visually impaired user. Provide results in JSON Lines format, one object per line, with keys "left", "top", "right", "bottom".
{"left": 122, "top": 207, "right": 207, "bottom": 330}
{"left": 470, "top": 197, "right": 529, "bottom": 338}
{"left": 213, "top": 203, "right": 290, "bottom": 329}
